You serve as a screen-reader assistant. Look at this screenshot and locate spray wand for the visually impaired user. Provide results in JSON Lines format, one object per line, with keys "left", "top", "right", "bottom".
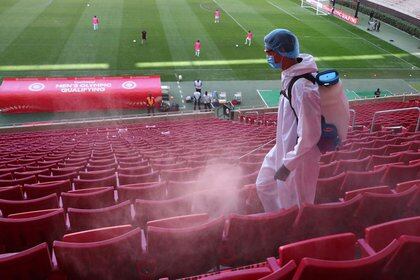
{"left": 235, "top": 138, "right": 276, "bottom": 163}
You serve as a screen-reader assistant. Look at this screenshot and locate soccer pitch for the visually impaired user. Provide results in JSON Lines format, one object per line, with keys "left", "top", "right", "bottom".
{"left": 0, "top": 0, "right": 419, "bottom": 81}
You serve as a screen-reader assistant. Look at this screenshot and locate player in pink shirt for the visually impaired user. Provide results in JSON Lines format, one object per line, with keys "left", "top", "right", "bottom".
{"left": 245, "top": 30, "right": 253, "bottom": 46}
{"left": 194, "top": 40, "right": 201, "bottom": 57}
{"left": 92, "top": 16, "right": 99, "bottom": 31}
{"left": 214, "top": 9, "right": 220, "bottom": 23}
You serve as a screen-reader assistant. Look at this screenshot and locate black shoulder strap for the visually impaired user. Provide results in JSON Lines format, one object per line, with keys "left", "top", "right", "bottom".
{"left": 280, "top": 73, "right": 316, "bottom": 124}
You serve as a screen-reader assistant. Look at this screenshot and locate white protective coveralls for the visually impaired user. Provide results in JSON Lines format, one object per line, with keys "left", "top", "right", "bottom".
{"left": 256, "top": 54, "right": 322, "bottom": 212}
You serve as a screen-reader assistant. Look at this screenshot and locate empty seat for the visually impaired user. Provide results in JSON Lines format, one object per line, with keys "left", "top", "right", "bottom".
{"left": 279, "top": 233, "right": 357, "bottom": 266}
{"left": 344, "top": 186, "right": 392, "bottom": 201}
{"left": 367, "top": 154, "right": 401, "bottom": 170}
{"left": 0, "top": 193, "right": 59, "bottom": 217}
{"left": 292, "top": 196, "right": 362, "bottom": 242}
{"left": 146, "top": 213, "right": 210, "bottom": 229}
{"left": 86, "top": 162, "right": 118, "bottom": 171}
{"left": 14, "top": 169, "right": 50, "bottom": 179}
{"left": 0, "top": 243, "right": 53, "bottom": 280}
{"left": 54, "top": 225, "right": 142, "bottom": 280}
{"left": 68, "top": 200, "right": 132, "bottom": 232}
{"left": 79, "top": 168, "right": 115, "bottom": 180}
{"left": 381, "top": 162, "right": 420, "bottom": 188}
{"left": 62, "top": 187, "right": 115, "bottom": 211}
{"left": 382, "top": 235, "right": 420, "bottom": 280}
{"left": 23, "top": 180, "right": 71, "bottom": 199}
{"left": 0, "top": 208, "right": 66, "bottom": 252}
{"left": 160, "top": 168, "right": 201, "bottom": 182}
{"left": 340, "top": 167, "right": 387, "bottom": 194}
{"left": 118, "top": 172, "right": 159, "bottom": 185}
{"left": 315, "top": 173, "right": 346, "bottom": 204}
{"left": 118, "top": 182, "right": 165, "bottom": 202}
{"left": 117, "top": 165, "right": 152, "bottom": 176}
{"left": 51, "top": 166, "right": 85, "bottom": 176}
{"left": 140, "top": 216, "right": 225, "bottom": 279}
{"left": 221, "top": 206, "right": 298, "bottom": 267}
{"left": 361, "top": 216, "right": 420, "bottom": 252}
{"left": 334, "top": 157, "right": 370, "bottom": 174}
{"left": 166, "top": 180, "right": 201, "bottom": 198}
{"left": 353, "top": 188, "right": 417, "bottom": 235}
{"left": 134, "top": 196, "right": 192, "bottom": 228}
{"left": 0, "top": 186, "right": 23, "bottom": 200}
{"left": 73, "top": 174, "right": 117, "bottom": 190}
{"left": 318, "top": 161, "right": 338, "bottom": 179}
{"left": 0, "top": 175, "right": 37, "bottom": 187}
{"left": 38, "top": 172, "right": 78, "bottom": 183}
{"left": 291, "top": 239, "right": 399, "bottom": 280}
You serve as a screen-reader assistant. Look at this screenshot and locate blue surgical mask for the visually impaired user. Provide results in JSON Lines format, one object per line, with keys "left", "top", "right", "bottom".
{"left": 267, "top": 55, "right": 281, "bottom": 69}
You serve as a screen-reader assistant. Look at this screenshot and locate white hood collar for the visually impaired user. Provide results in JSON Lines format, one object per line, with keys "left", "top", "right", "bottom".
{"left": 281, "top": 54, "right": 318, "bottom": 81}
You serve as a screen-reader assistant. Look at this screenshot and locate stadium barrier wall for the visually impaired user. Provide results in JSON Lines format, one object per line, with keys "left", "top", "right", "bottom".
{"left": 0, "top": 76, "right": 162, "bottom": 114}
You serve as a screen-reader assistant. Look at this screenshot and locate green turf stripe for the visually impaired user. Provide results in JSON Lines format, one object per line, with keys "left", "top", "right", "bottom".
{"left": 54, "top": 0, "right": 124, "bottom": 73}
{"left": 0, "top": 0, "right": 53, "bottom": 55}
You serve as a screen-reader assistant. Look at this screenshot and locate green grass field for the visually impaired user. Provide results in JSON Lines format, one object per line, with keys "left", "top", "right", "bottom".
{"left": 0, "top": 0, "right": 419, "bottom": 81}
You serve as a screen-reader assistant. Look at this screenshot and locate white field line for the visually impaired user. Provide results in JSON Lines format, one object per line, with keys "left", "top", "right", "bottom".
{"left": 267, "top": 0, "right": 301, "bottom": 21}
{"left": 257, "top": 89, "right": 270, "bottom": 107}
{"left": 211, "top": 0, "right": 247, "bottom": 32}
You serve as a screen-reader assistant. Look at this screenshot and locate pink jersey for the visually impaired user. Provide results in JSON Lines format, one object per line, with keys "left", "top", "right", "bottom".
{"left": 92, "top": 17, "right": 99, "bottom": 24}
{"left": 246, "top": 32, "right": 253, "bottom": 39}
{"left": 194, "top": 42, "right": 201, "bottom": 51}
{"left": 214, "top": 10, "right": 220, "bottom": 18}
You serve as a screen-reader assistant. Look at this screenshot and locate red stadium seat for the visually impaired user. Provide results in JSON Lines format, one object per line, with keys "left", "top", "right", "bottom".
{"left": 315, "top": 172, "right": 346, "bottom": 203}
{"left": 292, "top": 196, "right": 361, "bottom": 241}
{"left": 118, "top": 172, "right": 159, "bottom": 185}
{"left": 318, "top": 161, "right": 338, "bottom": 179}
{"left": 117, "top": 165, "right": 152, "bottom": 176}
{"left": 23, "top": 180, "right": 71, "bottom": 199}
{"left": 13, "top": 169, "right": 50, "bottom": 179}
{"left": 118, "top": 182, "right": 165, "bottom": 202}
{"left": 78, "top": 168, "right": 116, "bottom": 180}
{"left": 39, "top": 172, "right": 78, "bottom": 183}
{"left": 134, "top": 196, "right": 192, "bottom": 228}
{"left": 381, "top": 162, "right": 420, "bottom": 188}
{"left": 343, "top": 185, "right": 393, "bottom": 201}
{"left": 279, "top": 233, "right": 356, "bottom": 266}
{"left": 0, "top": 243, "right": 53, "bottom": 280}
{"left": 73, "top": 174, "right": 117, "bottom": 190}
{"left": 0, "top": 186, "right": 23, "bottom": 200}
{"left": 353, "top": 188, "right": 417, "bottom": 235}
{"left": 68, "top": 200, "right": 132, "bottom": 231}
{"left": 51, "top": 165, "right": 85, "bottom": 176}
{"left": 334, "top": 156, "right": 370, "bottom": 174}
{"left": 220, "top": 206, "right": 298, "bottom": 267}
{"left": 0, "top": 193, "right": 59, "bottom": 217}
{"left": 140, "top": 216, "right": 225, "bottom": 279}
{"left": 367, "top": 154, "right": 401, "bottom": 170}
{"left": 0, "top": 208, "right": 66, "bottom": 252}
{"left": 340, "top": 167, "right": 387, "bottom": 194}
{"left": 0, "top": 175, "right": 37, "bottom": 187}
{"left": 61, "top": 187, "right": 115, "bottom": 211}
{"left": 146, "top": 213, "right": 209, "bottom": 229}
{"left": 382, "top": 235, "right": 420, "bottom": 280}
{"left": 54, "top": 225, "right": 142, "bottom": 280}
{"left": 291, "top": 239, "right": 399, "bottom": 280}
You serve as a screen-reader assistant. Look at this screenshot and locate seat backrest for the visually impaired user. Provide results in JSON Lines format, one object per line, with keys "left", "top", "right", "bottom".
{"left": 344, "top": 186, "right": 392, "bottom": 201}
{"left": 134, "top": 195, "right": 192, "bottom": 228}
{"left": 0, "top": 175, "right": 37, "bottom": 187}
{"left": 74, "top": 174, "right": 117, "bottom": 190}
{"left": 381, "top": 162, "right": 420, "bottom": 188}
{"left": 54, "top": 226, "right": 142, "bottom": 280}
{"left": 118, "top": 172, "right": 159, "bottom": 185}
{"left": 335, "top": 156, "right": 370, "bottom": 174}
{"left": 23, "top": 180, "right": 71, "bottom": 199}
{"left": 383, "top": 235, "right": 420, "bottom": 280}
{"left": 223, "top": 207, "right": 299, "bottom": 266}
{"left": 0, "top": 185, "right": 23, "bottom": 200}
{"left": 118, "top": 182, "right": 165, "bottom": 202}
{"left": 145, "top": 216, "right": 225, "bottom": 279}
{"left": 0, "top": 208, "right": 66, "bottom": 252}
{"left": 62, "top": 187, "right": 115, "bottom": 211}
{"left": 292, "top": 239, "right": 399, "bottom": 280}
{"left": 292, "top": 196, "right": 362, "bottom": 242}
{"left": 146, "top": 213, "right": 209, "bottom": 229}
{"left": 78, "top": 168, "right": 116, "bottom": 180}
{"left": 365, "top": 216, "right": 420, "bottom": 252}
{"left": 279, "top": 233, "right": 356, "bottom": 266}
{"left": 340, "top": 167, "right": 387, "bottom": 194}
{"left": 0, "top": 243, "right": 53, "bottom": 280}
{"left": 68, "top": 200, "right": 132, "bottom": 232}
{"left": 315, "top": 172, "right": 346, "bottom": 204}
{"left": 354, "top": 187, "right": 417, "bottom": 231}
{"left": 0, "top": 193, "right": 59, "bottom": 217}
{"left": 117, "top": 165, "right": 152, "bottom": 176}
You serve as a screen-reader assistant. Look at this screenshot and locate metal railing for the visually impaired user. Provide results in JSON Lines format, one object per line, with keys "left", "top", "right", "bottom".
{"left": 370, "top": 107, "right": 420, "bottom": 132}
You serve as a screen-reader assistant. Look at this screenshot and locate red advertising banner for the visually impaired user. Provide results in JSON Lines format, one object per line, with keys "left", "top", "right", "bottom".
{"left": 305, "top": 0, "right": 359, "bottom": 25}
{"left": 0, "top": 76, "right": 162, "bottom": 113}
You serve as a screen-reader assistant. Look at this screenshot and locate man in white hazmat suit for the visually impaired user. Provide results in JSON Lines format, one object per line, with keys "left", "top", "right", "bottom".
{"left": 256, "top": 29, "right": 321, "bottom": 212}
